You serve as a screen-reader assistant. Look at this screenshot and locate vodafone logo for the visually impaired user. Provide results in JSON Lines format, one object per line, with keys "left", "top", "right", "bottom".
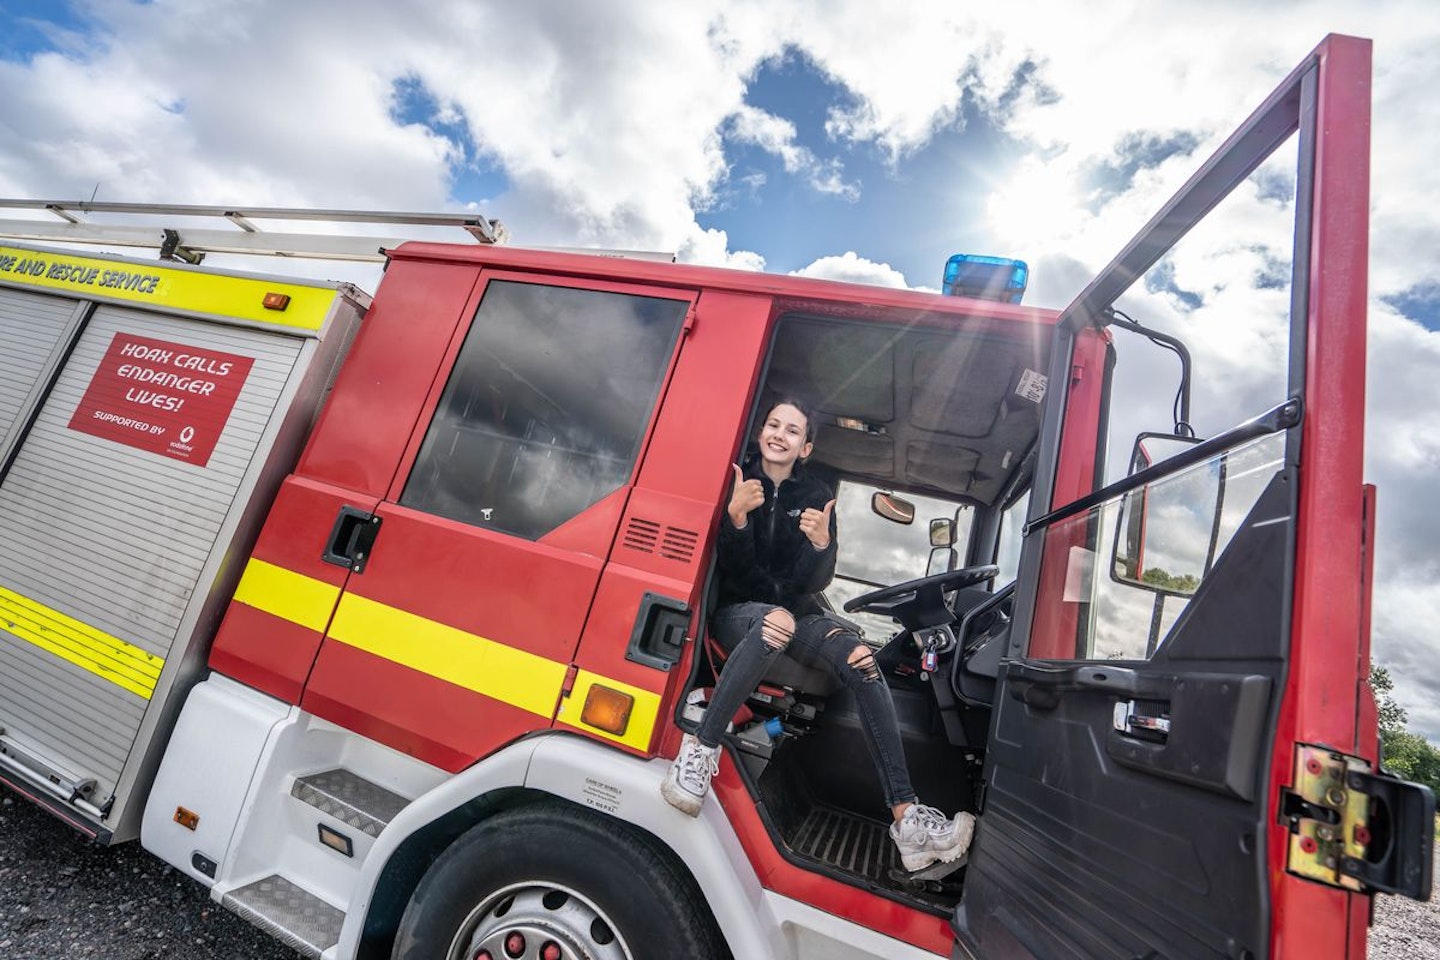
{"left": 179, "top": 426, "right": 195, "bottom": 443}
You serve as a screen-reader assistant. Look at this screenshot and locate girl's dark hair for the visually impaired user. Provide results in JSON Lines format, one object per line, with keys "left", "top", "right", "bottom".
{"left": 764, "top": 396, "right": 817, "bottom": 443}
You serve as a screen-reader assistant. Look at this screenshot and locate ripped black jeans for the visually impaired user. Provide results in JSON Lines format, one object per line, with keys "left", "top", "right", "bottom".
{"left": 699, "top": 601, "right": 918, "bottom": 809}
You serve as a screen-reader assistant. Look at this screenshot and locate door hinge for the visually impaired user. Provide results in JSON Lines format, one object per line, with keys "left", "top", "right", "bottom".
{"left": 560, "top": 664, "right": 580, "bottom": 698}
{"left": 1281, "top": 743, "right": 1435, "bottom": 899}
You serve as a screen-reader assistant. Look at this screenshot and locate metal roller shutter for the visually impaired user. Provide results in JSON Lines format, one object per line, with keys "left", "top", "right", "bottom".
{"left": 0, "top": 287, "right": 80, "bottom": 459}
{"left": 0, "top": 304, "right": 303, "bottom": 804}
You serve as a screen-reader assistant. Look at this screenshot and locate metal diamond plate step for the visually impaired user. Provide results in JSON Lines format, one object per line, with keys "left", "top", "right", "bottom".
{"left": 291, "top": 768, "right": 409, "bottom": 838}
{"left": 222, "top": 874, "right": 342, "bottom": 959}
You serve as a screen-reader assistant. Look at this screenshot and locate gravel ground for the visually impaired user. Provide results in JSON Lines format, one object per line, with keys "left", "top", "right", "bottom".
{"left": 1, "top": 782, "right": 1437, "bottom": 958}
{"left": 0, "top": 787, "right": 297, "bottom": 960}
{"left": 1372, "top": 867, "right": 1440, "bottom": 960}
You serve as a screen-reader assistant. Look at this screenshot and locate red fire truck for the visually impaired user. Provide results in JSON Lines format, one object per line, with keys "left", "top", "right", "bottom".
{"left": 0, "top": 33, "right": 1429, "bottom": 960}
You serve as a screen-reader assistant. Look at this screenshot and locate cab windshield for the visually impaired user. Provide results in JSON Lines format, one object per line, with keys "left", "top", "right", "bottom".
{"left": 824, "top": 479, "right": 973, "bottom": 641}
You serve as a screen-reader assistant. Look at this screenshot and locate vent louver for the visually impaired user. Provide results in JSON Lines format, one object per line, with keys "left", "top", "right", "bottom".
{"left": 661, "top": 527, "right": 698, "bottom": 563}
{"left": 622, "top": 518, "right": 661, "bottom": 552}
{"left": 622, "top": 518, "right": 697, "bottom": 565}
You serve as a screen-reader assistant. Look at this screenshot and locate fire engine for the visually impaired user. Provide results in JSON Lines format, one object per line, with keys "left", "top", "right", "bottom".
{"left": 0, "top": 33, "right": 1430, "bottom": 960}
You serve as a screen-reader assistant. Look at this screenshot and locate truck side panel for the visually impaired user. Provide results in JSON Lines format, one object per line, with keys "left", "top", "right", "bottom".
{"left": 0, "top": 244, "right": 359, "bottom": 841}
{"left": 209, "top": 258, "right": 480, "bottom": 703}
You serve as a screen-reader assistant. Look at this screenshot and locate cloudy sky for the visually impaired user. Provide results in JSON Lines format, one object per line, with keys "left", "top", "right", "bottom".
{"left": 1, "top": 2, "right": 1437, "bottom": 740}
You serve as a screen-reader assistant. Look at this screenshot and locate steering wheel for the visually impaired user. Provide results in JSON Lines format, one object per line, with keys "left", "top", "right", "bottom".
{"left": 842, "top": 565, "right": 999, "bottom": 631}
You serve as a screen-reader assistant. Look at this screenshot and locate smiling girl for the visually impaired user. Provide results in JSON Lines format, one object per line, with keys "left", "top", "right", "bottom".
{"left": 662, "top": 399, "right": 974, "bottom": 872}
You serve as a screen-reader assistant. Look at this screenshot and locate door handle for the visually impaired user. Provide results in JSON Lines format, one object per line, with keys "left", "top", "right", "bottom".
{"left": 1113, "top": 699, "right": 1171, "bottom": 739}
{"left": 322, "top": 505, "right": 382, "bottom": 573}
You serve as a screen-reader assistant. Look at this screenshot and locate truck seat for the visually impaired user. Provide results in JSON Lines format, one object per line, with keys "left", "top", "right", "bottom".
{"left": 705, "top": 628, "right": 842, "bottom": 700}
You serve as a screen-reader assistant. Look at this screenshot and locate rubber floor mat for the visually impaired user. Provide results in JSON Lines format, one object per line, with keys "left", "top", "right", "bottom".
{"left": 791, "top": 805, "right": 903, "bottom": 885}
{"left": 790, "top": 805, "right": 962, "bottom": 909}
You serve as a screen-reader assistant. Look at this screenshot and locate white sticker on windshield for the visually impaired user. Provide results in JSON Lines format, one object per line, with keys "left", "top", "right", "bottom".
{"left": 1016, "top": 368, "right": 1048, "bottom": 403}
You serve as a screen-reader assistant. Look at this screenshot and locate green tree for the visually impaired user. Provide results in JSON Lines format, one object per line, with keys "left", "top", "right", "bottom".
{"left": 1382, "top": 730, "right": 1440, "bottom": 791}
{"left": 1372, "top": 663, "right": 1440, "bottom": 797}
{"left": 1140, "top": 567, "right": 1200, "bottom": 594}
{"left": 1371, "top": 664, "right": 1409, "bottom": 737}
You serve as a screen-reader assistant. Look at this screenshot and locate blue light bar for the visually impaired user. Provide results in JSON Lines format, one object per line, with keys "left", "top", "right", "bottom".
{"left": 941, "top": 254, "right": 1029, "bottom": 303}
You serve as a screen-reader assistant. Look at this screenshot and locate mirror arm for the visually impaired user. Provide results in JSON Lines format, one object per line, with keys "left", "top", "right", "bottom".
{"left": 1025, "top": 397, "right": 1301, "bottom": 537}
{"left": 1105, "top": 308, "right": 1195, "bottom": 437}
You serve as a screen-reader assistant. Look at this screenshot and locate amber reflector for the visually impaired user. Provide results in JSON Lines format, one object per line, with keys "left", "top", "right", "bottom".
{"left": 262, "top": 292, "right": 291, "bottom": 310}
{"left": 581, "top": 684, "right": 634, "bottom": 735}
{"left": 173, "top": 806, "right": 200, "bottom": 830}
{"left": 318, "top": 823, "right": 354, "bottom": 857}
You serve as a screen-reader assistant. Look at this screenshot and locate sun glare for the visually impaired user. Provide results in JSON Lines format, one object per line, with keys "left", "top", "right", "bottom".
{"left": 984, "top": 157, "right": 1086, "bottom": 258}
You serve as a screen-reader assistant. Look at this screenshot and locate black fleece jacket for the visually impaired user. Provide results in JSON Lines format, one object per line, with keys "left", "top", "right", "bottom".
{"left": 714, "top": 456, "right": 838, "bottom": 617}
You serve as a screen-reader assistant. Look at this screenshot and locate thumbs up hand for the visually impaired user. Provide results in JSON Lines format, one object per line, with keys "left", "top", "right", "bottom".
{"left": 728, "top": 464, "right": 764, "bottom": 528}
{"left": 799, "top": 499, "right": 835, "bottom": 550}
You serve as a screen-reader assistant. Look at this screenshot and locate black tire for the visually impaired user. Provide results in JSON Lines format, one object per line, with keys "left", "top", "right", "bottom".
{"left": 392, "top": 800, "right": 730, "bottom": 960}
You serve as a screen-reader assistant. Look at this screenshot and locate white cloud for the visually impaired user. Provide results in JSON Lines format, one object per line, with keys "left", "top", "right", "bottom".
{"left": 676, "top": 224, "right": 766, "bottom": 270}
{"left": 728, "top": 104, "right": 858, "bottom": 200}
{"left": 791, "top": 251, "right": 909, "bottom": 288}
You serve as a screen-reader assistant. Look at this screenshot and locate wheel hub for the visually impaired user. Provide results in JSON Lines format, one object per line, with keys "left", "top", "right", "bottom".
{"left": 452, "top": 883, "right": 632, "bottom": 960}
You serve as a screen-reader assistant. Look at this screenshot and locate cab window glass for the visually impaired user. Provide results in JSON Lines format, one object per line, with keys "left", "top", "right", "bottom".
{"left": 401, "top": 280, "right": 686, "bottom": 539}
{"left": 1039, "top": 433, "right": 1283, "bottom": 659}
{"left": 825, "top": 480, "right": 971, "bottom": 641}
{"left": 995, "top": 491, "right": 1029, "bottom": 584}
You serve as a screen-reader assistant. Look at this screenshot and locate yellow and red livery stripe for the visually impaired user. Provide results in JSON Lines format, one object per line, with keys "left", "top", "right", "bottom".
{"left": 229, "top": 559, "right": 659, "bottom": 748}
{"left": 0, "top": 583, "right": 163, "bottom": 699}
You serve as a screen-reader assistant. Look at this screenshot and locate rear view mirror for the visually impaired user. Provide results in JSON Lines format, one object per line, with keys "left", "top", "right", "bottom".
{"left": 872, "top": 492, "right": 915, "bottom": 525}
{"left": 1129, "top": 432, "right": 1202, "bottom": 475}
{"left": 929, "top": 517, "right": 956, "bottom": 547}
{"left": 1113, "top": 433, "right": 1217, "bottom": 597}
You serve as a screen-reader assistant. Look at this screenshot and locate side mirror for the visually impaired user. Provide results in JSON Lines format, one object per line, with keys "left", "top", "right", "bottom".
{"left": 1129, "top": 432, "right": 1201, "bottom": 474}
{"left": 926, "top": 547, "right": 958, "bottom": 576}
{"left": 872, "top": 492, "right": 916, "bottom": 525}
{"left": 929, "top": 517, "right": 956, "bottom": 547}
{"left": 1113, "top": 433, "right": 1217, "bottom": 597}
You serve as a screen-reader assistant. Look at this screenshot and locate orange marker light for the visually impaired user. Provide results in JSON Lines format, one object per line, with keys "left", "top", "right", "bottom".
{"left": 581, "top": 684, "right": 634, "bottom": 736}
{"left": 173, "top": 806, "right": 200, "bottom": 830}
{"left": 262, "top": 292, "right": 291, "bottom": 311}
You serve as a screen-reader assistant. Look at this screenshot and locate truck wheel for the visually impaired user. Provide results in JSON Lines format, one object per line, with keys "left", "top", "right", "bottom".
{"left": 392, "top": 800, "right": 728, "bottom": 960}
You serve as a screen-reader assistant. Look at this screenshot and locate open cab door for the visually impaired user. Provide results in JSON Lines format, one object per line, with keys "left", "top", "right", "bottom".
{"left": 955, "top": 35, "right": 1434, "bottom": 960}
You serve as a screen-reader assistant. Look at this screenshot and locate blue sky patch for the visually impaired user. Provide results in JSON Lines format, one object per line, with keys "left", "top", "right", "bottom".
{"left": 1144, "top": 257, "right": 1204, "bottom": 310}
{"left": 705, "top": 48, "right": 1023, "bottom": 285}
{"left": 1385, "top": 283, "right": 1440, "bottom": 332}
{"left": 1085, "top": 130, "right": 1199, "bottom": 211}
{"left": 1252, "top": 166, "right": 1295, "bottom": 205}
{"left": 0, "top": 0, "right": 92, "bottom": 62}
{"left": 1251, "top": 246, "right": 1290, "bottom": 291}
{"left": 389, "top": 74, "right": 510, "bottom": 203}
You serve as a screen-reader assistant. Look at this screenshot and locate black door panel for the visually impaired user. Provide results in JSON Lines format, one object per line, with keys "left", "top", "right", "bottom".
{"left": 956, "top": 469, "right": 1293, "bottom": 959}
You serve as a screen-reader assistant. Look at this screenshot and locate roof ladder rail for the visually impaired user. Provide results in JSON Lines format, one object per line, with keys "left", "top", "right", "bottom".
{"left": 0, "top": 198, "right": 508, "bottom": 263}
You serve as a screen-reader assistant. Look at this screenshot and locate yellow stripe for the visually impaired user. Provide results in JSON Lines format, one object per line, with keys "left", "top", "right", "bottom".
{"left": 233, "top": 559, "right": 340, "bottom": 633}
{"left": 0, "top": 244, "right": 337, "bottom": 332}
{"left": 247, "top": 563, "right": 664, "bottom": 743}
{"left": 556, "top": 669, "right": 661, "bottom": 752}
{"left": 0, "top": 584, "right": 163, "bottom": 699}
{"left": 329, "top": 592, "right": 571, "bottom": 718}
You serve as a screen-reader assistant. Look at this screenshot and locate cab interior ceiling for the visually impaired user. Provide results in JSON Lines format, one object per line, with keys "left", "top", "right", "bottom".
{"left": 763, "top": 314, "right": 1049, "bottom": 507}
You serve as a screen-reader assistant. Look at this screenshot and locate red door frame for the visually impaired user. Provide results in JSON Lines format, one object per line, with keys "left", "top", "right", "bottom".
{"left": 1020, "top": 34, "right": 1374, "bottom": 957}
{"left": 301, "top": 268, "right": 698, "bottom": 770}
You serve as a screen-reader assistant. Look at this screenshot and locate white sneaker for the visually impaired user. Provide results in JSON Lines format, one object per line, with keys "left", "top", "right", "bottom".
{"left": 890, "top": 804, "right": 976, "bottom": 872}
{"left": 661, "top": 733, "right": 720, "bottom": 816}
